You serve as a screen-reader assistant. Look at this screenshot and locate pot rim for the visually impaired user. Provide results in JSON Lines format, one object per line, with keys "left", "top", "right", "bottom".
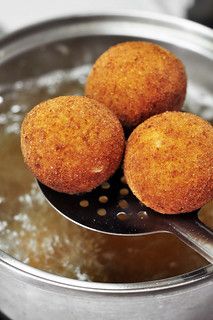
{"left": 0, "top": 10, "right": 213, "bottom": 46}
{"left": 0, "top": 11, "right": 212, "bottom": 294}
{"left": 1, "top": 250, "right": 212, "bottom": 293}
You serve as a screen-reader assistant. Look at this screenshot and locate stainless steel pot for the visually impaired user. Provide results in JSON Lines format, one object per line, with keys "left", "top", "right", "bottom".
{"left": 0, "top": 12, "right": 212, "bottom": 320}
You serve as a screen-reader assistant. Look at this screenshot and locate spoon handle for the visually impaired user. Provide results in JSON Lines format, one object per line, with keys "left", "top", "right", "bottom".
{"left": 166, "top": 214, "right": 213, "bottom": 264}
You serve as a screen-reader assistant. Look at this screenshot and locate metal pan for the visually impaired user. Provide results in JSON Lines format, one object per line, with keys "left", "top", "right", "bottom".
{"left": 0, "top": 12, "right": 212, "bottom": 320}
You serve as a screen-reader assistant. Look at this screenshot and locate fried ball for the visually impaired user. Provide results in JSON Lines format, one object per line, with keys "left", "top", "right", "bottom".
{"left": 21, "top": 96, "right": 125, "bottom": 194}
{"left": 124, "top": 112, "right": 213, "bottom": 214}
{"left": 85, "top": 41, "right": 187, "bottom": 127}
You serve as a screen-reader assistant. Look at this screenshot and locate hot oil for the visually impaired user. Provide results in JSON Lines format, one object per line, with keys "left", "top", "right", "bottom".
{"left": 0, "top": 66, "right": 208, "bottom": 283}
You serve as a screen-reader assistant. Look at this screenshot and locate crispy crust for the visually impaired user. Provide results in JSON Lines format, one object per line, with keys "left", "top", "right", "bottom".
{"left": 124, "top": 112, "right": 213, "bottom": 214}
{"left": 21, "top": 96, "right": 125, "bottom": 194}
{"left": 85, "top": 41, "right": 187, "bottom": 127}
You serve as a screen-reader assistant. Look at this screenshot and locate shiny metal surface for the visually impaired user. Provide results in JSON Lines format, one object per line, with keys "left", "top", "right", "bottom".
{"left": 38, "top": 171, "right": 213, "bottom": 263}
{"left": 0, "top": 12, "right": 213, "bottom": 320}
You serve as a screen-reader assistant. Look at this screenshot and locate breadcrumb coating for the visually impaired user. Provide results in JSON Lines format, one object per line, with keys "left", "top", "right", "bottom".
{"left": 85, "top": 41, "right": 187, "bottom": 127}
{"left": 21, "top": 96, "right": 125, "bottom": 194}
{"left": 124, "top": 112, "right": 213, "bottom": 214}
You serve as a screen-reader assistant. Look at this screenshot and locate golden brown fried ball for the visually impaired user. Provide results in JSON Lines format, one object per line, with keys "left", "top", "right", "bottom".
{"left": 21, "top": 96, "right": 125, "bottom": 194}
{"left": 85, "top": 41, "right": 187, "bottom": 127}
{"left": 124, "top": 112, "right": 213, "bottom": 214}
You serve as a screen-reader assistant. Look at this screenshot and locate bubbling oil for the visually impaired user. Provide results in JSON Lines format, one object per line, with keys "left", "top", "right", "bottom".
{"left": 0, "top": 66, "right": 210, "bottom": 283}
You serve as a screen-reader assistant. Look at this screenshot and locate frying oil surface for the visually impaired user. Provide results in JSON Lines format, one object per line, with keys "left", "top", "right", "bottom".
{"left": 0, "top": 66, "right": 211, "bottom": 283}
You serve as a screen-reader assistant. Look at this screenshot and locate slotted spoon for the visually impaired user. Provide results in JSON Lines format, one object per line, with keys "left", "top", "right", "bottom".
{"left": 38, "top": 167, "right": 213, "bottom": 263}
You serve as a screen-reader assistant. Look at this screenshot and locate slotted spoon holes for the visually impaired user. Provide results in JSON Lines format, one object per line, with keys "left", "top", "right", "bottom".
{"left": 76, "top": 167, "right": 132, "bottom": 223}
{"left": 38, "top": 166, "right": 149, "bottom": 234}
{"left": 117, "top": 211, "right": 129, "bottom": 221}
{"left": 97, "top": 208, "right": 107, "bottom": 216}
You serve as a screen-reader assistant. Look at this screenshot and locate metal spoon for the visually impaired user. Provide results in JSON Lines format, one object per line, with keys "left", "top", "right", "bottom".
{"left": 37, "top": 167, "right": 213, "bottom": 263}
